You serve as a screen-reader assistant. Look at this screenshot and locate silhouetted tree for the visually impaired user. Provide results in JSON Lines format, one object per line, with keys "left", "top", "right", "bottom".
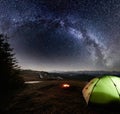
{"left": 0, "top": 34, "right": 24, "bottom": 93}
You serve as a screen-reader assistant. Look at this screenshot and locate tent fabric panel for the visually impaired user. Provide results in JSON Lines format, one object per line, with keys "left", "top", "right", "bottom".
{"left": 90, "top": 76, "right": 119, "bottom": 104}
{"left": 110, "top": 76, "right": 120, "bottom": 98}
{"left": 82, "top": 78, "right": 99, "bottom": 104}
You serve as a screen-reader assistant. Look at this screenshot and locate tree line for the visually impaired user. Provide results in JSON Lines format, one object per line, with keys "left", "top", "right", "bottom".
{"left": 0, "top": 34, "right": 24, "bottom": 98}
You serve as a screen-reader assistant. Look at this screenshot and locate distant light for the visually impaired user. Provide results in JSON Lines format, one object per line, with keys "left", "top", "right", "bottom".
{"left": 61, "top": 83, "right": 70, "bottom": 88}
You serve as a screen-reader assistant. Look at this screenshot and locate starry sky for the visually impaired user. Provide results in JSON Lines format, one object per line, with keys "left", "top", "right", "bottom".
{"left": 0, "top": 0, "right": 120, "bottom": 71}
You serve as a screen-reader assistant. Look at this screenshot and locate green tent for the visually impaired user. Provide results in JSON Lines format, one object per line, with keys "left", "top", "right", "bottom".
{"left": 82, "top": 76, "right": 120, "bottom": 105}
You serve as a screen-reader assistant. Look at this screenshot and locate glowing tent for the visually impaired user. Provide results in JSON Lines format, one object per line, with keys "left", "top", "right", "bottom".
{"left": 82, "top": 76, "right": 120, "bottom": 105}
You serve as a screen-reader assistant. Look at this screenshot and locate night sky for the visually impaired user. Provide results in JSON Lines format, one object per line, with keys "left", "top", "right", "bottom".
{"left": 0, "top": 0, "right": 120, "bottom": 71}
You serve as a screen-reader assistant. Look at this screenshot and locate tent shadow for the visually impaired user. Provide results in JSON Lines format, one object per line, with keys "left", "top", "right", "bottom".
{"left": 87, "top": 102, "right": 120, "bottom": 113}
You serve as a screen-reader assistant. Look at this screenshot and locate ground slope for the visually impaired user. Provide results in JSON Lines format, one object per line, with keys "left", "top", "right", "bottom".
{"left": 3, "top": 80, "right": 120, "bottom": 114}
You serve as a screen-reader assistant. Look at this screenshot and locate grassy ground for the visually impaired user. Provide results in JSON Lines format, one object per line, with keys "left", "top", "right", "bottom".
{"left": 3, "top": 80, "right": 120, "bottom": 114}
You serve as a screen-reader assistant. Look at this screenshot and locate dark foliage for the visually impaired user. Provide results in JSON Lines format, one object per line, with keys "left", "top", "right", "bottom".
{"left": 0, "top": 34, "right": 24, "bottom": 106}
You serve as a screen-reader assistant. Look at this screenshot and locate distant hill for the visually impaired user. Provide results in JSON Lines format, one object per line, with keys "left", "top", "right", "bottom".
{"left": 20, "top": 69, "right": 120, "bottom": 81}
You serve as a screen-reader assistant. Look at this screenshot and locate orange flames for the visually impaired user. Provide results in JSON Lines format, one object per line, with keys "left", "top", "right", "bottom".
{"left": 62, "top": 83, "right": 70, "bottom": 88}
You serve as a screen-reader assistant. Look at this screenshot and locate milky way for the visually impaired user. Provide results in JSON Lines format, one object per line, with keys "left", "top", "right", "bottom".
{"left": 0, "top": 0, "right": 120, "bottom": 71}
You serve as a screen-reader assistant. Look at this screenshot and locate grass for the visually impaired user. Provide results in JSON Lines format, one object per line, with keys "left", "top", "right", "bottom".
{"left": 2, "top": 80, "right": 120, "bottom": 114}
